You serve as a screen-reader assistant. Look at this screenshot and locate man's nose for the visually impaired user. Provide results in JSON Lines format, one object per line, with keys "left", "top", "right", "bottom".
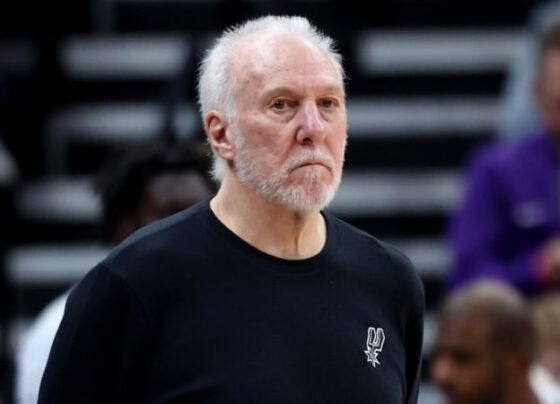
{"left": 296, "top": 101, "right": 326, "bottom": 145}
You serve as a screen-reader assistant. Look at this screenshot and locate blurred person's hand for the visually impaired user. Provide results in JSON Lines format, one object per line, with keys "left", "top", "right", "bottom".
{"left": 537, "top": 237, "right": 560, "bottom": 284}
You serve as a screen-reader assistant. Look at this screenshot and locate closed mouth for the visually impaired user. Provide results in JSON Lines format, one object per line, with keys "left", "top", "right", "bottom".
{"left": 300, "top": 161, "right": 323, "bottom": 167}
{"left": 296, "top": 160, "right": 330, "bottom": 170}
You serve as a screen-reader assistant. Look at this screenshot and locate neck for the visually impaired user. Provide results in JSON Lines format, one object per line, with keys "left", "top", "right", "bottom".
{"left": 210, "top": 175, "right": 327, "bottom": 260}
{"left": 501, "top": 377, "right": 539, "bottom": 404}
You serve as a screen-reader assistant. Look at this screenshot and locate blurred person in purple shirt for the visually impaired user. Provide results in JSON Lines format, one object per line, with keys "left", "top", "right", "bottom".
{"left": 447, "top": 22, "right": 560, "bottom": 296}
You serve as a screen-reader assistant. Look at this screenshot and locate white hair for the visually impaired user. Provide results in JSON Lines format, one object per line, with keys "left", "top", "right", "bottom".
{"left": 197, "top": 15, "right": 345, "bottom": 182}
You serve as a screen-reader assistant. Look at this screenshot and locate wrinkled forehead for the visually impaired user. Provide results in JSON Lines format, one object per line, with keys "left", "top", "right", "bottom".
{"left": 231, "top": 33, "right": 343, "bottom": 90}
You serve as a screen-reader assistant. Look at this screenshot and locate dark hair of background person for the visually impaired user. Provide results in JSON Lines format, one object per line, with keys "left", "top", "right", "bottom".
{"left": 96, "top": 141, "right": 215, "bottom": 243}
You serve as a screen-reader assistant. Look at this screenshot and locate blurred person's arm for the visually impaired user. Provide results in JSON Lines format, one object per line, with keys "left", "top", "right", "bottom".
{"left": 534, "top": 236, "right": 560, "bottom": 285}
{"left": 38, "top": 264, "right": 149, "bottom": 404}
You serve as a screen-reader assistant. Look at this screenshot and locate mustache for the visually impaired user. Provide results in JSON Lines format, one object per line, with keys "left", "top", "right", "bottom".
{"left": 286, "top": 149, "right": 335, "bottom": 172}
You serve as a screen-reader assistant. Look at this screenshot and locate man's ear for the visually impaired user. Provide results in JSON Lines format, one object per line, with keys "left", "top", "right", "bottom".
{"left": 205, "top": 111, "right": 234, "bottom": 161}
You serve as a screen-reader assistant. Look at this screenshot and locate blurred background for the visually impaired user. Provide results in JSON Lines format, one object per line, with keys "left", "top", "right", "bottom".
{"left": 0, "top": 0, "right": 553, "bottom": 403}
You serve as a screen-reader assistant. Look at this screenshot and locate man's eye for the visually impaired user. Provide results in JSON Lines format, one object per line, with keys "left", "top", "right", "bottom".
{"left": 272, "top": 99, "right": 286, "bottom": 109}
{"left": 320, "top": 99, "right": 336, "bottom": 109}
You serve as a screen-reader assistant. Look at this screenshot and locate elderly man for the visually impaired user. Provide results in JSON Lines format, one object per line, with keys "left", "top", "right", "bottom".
{"left": 38, "top": 16, "right": 424, "bottom": 404}
{"left": 431, "top": 281, "right": 539, "bottom": 404}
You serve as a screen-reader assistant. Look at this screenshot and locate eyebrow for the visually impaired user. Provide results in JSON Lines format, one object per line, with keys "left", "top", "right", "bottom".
{"left": 262, "top": 84, "right": 345, "bottom": 99}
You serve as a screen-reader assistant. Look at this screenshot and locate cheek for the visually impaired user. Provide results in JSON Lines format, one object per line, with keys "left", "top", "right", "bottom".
{"left": 466, "top": 362, "right": 501, "bottom": 394}
{"left": 242, "top": 122, "right": 289, "bottom": 157}
{"left": 330, "top": 122, "right": 347, "bottom": 148}
{"left": 329, "top": 136, "right": 347, "bottom": 166}
{"left": 542, "top": 102, "right": 560, "bottom": 126}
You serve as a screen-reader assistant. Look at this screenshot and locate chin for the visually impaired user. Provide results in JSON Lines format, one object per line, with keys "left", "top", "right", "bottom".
{"left": 273, "top": 182, "right": 337, "bottom": 213}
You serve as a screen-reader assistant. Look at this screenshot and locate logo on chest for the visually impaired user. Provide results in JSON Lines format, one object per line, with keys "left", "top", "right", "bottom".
{"left": 364, "top": 327, "right": 385, "bottom": 368}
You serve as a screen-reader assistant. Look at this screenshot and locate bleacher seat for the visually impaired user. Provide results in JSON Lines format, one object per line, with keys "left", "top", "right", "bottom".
{"left": 59, "top": 35, "right": 190, "bottom": 80}
{"left": 355, "top": 29, "right": 523, "bottom": 75}
{"left": 44, "top": 102, "right": 199, "bottom": 173}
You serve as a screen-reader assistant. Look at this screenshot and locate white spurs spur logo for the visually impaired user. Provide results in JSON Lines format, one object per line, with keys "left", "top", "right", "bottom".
{"left": 364, "top": 327, "right": 385, "bottom": 368}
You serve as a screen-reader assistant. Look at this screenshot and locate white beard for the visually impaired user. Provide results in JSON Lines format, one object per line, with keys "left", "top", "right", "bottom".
{"left": 232, "top": 128, "right": 343, "bottom": 212}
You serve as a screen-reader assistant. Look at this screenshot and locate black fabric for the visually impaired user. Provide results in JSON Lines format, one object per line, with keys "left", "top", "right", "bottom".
{"left": 38, "top": 200, "right": 424, "bottom": 404}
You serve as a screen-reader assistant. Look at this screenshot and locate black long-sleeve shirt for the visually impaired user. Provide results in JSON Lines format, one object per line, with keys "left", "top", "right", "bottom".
{"left": 39, "top": 201, "right": 424, "bottom": 403}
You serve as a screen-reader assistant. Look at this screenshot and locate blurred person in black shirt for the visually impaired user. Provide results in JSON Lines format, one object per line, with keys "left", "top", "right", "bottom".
{"left": 15, "top": 141, "right": 214, "bottom": 404}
